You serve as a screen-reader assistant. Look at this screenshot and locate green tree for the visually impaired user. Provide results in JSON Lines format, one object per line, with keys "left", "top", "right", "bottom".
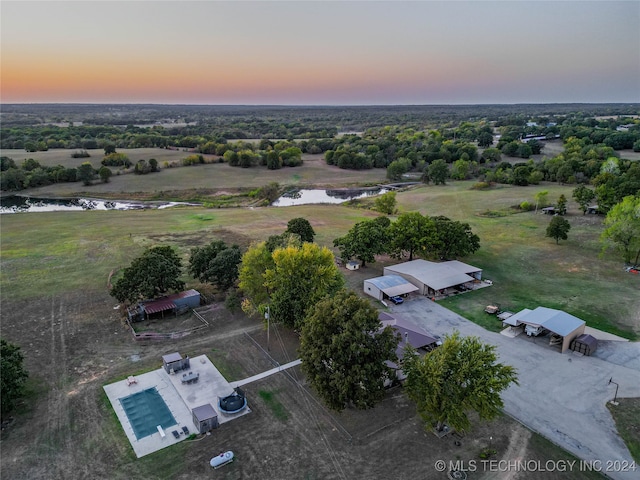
{"left": 110, "top": 246, "right": 185, "bottom": 304}
{"left": 0, "top": 157, "right": 17, "bottom": 171}
{"left": 387, "top": 158, "right": 411, "bottom": 181}
{"left": 511, "top": 166, "right": 530, "bottom": 186}
{"left": 238, "top": 242, "right": 274, "bottom": 314}
{"left": 256, "top": 182, "right": 281, "bottom": 204}
{"left": 98, "top": 166, "right": 112, "bottom": 183}
{"left": 265, "top": 243, "right": 345, "bottom": 330}
{"left": 402, "top": 331, "right": 518, "bottom": 433}
{"left": 387, "top": 212, "right": 436, "bottom": 261}
{"left": 428, "top": 159, "right": 448, "bottom": 185}
{"left": 481, "top": 147, "right": 501, "bottom": 163}
{"left": 285, "top": 217, "right": 315, "bottom": 243}
{"left": 76, "top": 162, "right": 95, "bottom": 186}
{"left": 101, "top": 152, "right": 131, "bottom": 168}
{"left": 546, "top": 216, "right": 571, "bottom": 244}
{"left": 477, "top": 131, "right": 494, "bottom": 148}
{"left": 299, "top": 290, "right": 399, "bottom": 411}
{"left": 189, "top": 240, "right": 242, "bottom": 291}
{"left": 556, "top": 194, "right": 567, "bottom": 215}
{"left": 432, "top": 216, "right": 481, "bottom": 259}
{"left": 534, "top": 190, "right": 549, "bottom": 212}
{"left": 333, "top": 217, "right": 390, "bottom": 267}
{"left": 1, "top": 339, "right": 29, "bottom": 418}
{"left": 0, "top": 168, "right": 26, "bottom": 191}
{"left": 104, "top": 143, "right": 116, "bottom": 155}
{"left": 572, "top": 185, "right": 596, "bottom": 214}
{"left": 451, "top": 158, "right": 470, "bottom": 180}
{"left": 266, "top": 150, "right": 281, "bottom": 170}
{"left": 374, "top": 191, "right": 397, "bottom": 215}
{"left": 601, "top": 196, "right": 640, "bottom": 264}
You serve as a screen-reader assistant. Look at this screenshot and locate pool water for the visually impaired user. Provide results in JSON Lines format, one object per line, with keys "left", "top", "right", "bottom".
{"left": 119, "top": 387, "right": 177, "bottom": 440}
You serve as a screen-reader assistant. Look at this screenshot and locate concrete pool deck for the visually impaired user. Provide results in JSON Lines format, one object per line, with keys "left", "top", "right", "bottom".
{"left": 103, "top": 354, "right": 250, "bottom": 458}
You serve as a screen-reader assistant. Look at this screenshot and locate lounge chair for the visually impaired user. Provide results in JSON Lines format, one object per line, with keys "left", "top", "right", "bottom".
{"left": 172, "top": 430, "right": 180, "bottom": 439}
{"left": 182, "top": 426, "right": 189, "bottom": 435}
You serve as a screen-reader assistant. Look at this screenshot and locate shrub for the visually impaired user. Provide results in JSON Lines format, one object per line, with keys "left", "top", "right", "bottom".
{"left": 471, "top": 181, "right": 491, "bottom": 190}
{"left": 520, "top": 201, "right": 534, "bottom": 211}
{"left": 71, "top": 150, "right": 91, "bottom": 158}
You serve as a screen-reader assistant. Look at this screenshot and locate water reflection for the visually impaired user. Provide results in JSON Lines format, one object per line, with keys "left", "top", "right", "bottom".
{"left": 0, "top": 196, "right": 186, "bottom": 214}
{"left": 272, "top": 188, "right": 388, "bottom": 207}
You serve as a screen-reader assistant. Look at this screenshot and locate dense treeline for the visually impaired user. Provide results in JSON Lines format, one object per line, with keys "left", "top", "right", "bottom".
{"left": 2, "top": 105, "right": 638, "bottom": 208}
{"left": 2, "top": 103, "right": 638, "bottom": 143}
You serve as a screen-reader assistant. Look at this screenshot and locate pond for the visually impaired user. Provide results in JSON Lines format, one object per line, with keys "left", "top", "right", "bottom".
{"left": 272, "top": 188, "right": 389, "bottom": 207}
{"left": 0, "top": 187, "right": 391, "bottom": 213}
{"left": 0, "top": 196, "right": 190, "bottom": 214}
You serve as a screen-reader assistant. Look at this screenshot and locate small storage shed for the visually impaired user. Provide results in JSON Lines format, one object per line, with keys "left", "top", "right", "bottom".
{"left": 192, "top": 403, "right": 219, "bottom": 433}
{"left": 128, "top": 289, "right": 201, "bottom": 321}
{"left": 364, "top": 275, "right": 419, "bottom": 301}
{"left": 570, "top": 334, "right": 598, "bottom": 356}
{"left": 346, "top": 260, "right": 360, "bottom": 271}
{"left": 162, "top": 352, "right": 190, "bottom": 374}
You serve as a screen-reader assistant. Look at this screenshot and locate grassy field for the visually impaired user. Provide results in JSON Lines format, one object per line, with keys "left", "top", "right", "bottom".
{"left": 3, "top": 175, "right": 633, "bottom": 479}
{"left": 607, "top": 398, "right": 640, "bottom": 463}
{"left": 399, "top": 182, "right": 639, "bottom": 338}
{"left": 2, "top": 181, "right": 638, "bottom": 337}
{"left": 5, "top": 149, "right": 389, "bottom": 200}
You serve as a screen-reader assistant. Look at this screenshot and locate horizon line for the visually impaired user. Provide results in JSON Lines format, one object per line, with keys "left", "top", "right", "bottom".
{"left": 3, "top": 101, "right": 640, "bottom": 107}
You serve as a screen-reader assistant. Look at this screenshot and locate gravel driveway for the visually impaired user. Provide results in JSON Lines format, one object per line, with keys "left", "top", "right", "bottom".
{"left": 392, "top": 296, "right": 640, "bottom": 480}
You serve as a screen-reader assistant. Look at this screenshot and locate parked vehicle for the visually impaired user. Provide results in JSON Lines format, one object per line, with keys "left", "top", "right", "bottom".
{"left": 525, "top": 324, "right": 547, "bottom": 337}
{"left": 389, "top": 296, "right": 404, "bottom": 305}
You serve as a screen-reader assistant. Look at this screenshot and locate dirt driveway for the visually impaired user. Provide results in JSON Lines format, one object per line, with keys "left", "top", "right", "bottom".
{"left": 393, "top": 296, "right": 640, "bottom": 480}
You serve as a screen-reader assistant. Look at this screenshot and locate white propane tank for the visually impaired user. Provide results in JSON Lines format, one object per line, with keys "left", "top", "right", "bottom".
{"left": 210, "top": 451, "right": 234, "bottom": 469}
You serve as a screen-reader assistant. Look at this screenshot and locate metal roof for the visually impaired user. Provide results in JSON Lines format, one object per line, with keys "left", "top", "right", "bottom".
{"left": 385, "top": 260, "right": 475, "bottom": 291}
{"left": 141, "top": 289, "right": 199, "bottom": 314}
{"left": 444, "top": 260, "right": 482, "bottom": 274}
{"left": 511, "top": 307, "right": 585, "bottom": 336}
{"left": 365, "top": 275, "right": 419, "bottom": 296}
{"left": 192, "top": 403, "right": 217, "bottom": 422}
{"left": 162, "top": 352, "right": 182, "bottom": 364}
{"left": 502, "top": 308, "right": 532, "bottom": 326}
{"left": 144, "top": 299, "right": 177, "bottom": 315}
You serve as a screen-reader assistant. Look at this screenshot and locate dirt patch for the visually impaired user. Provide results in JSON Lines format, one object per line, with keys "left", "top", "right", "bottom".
{"left": 0, "top": 291, "right": 606, "bottom": 480}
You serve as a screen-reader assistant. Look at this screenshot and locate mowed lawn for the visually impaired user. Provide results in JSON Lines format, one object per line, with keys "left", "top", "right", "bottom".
{"left": 4, "top": 148, "right": 389, "bottom": 198}
{"left": 396, "top": 182, "right": 639, "bottom": 338}
{"left": 2, "top": 180, "right": 638, "bottom": 337}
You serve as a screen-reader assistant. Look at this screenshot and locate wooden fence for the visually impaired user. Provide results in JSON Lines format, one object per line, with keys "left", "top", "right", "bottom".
{"left": 127, "top": 309, "right": 210, "bottom": 341}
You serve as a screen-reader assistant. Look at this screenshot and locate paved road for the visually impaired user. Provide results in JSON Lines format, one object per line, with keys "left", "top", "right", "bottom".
{"left": 392, "top": 297, "right": 640, "bottom": 480}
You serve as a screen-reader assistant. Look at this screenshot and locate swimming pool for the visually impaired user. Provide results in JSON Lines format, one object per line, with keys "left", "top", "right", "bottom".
{"left": 119, "top": 387, "right": 177, "bottom": 440}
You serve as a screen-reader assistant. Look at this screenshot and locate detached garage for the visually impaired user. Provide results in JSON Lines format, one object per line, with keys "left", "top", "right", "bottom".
{"left": 364, "top": 275, "right": 419, "bottom": 301}
{"left": 383, "top": 259, "right": 482, "bottom": 297}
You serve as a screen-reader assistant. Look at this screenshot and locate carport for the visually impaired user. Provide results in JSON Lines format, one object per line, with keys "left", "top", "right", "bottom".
{"left": 509, "top": 307, "right": 586, "bottom": 353}
{"left": 364, "top": 275, "right": 419, "bottom": 301}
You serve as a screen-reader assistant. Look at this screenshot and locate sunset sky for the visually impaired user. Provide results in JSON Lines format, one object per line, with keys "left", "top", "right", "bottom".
{"left": 1, "top": 1, "right": 639, "bottom": 105}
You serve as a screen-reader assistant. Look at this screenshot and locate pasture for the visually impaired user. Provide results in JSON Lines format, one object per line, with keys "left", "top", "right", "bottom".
{"left": 1, "top": 177, "right": 636, "bottom": 480}
{"left": 4, "top": 149, "right": 390, "bottom": 200}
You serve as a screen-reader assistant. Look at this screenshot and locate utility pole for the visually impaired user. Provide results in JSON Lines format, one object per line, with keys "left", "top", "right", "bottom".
{"left": 265, "top": 305, "right": 270, "bottom": 351}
